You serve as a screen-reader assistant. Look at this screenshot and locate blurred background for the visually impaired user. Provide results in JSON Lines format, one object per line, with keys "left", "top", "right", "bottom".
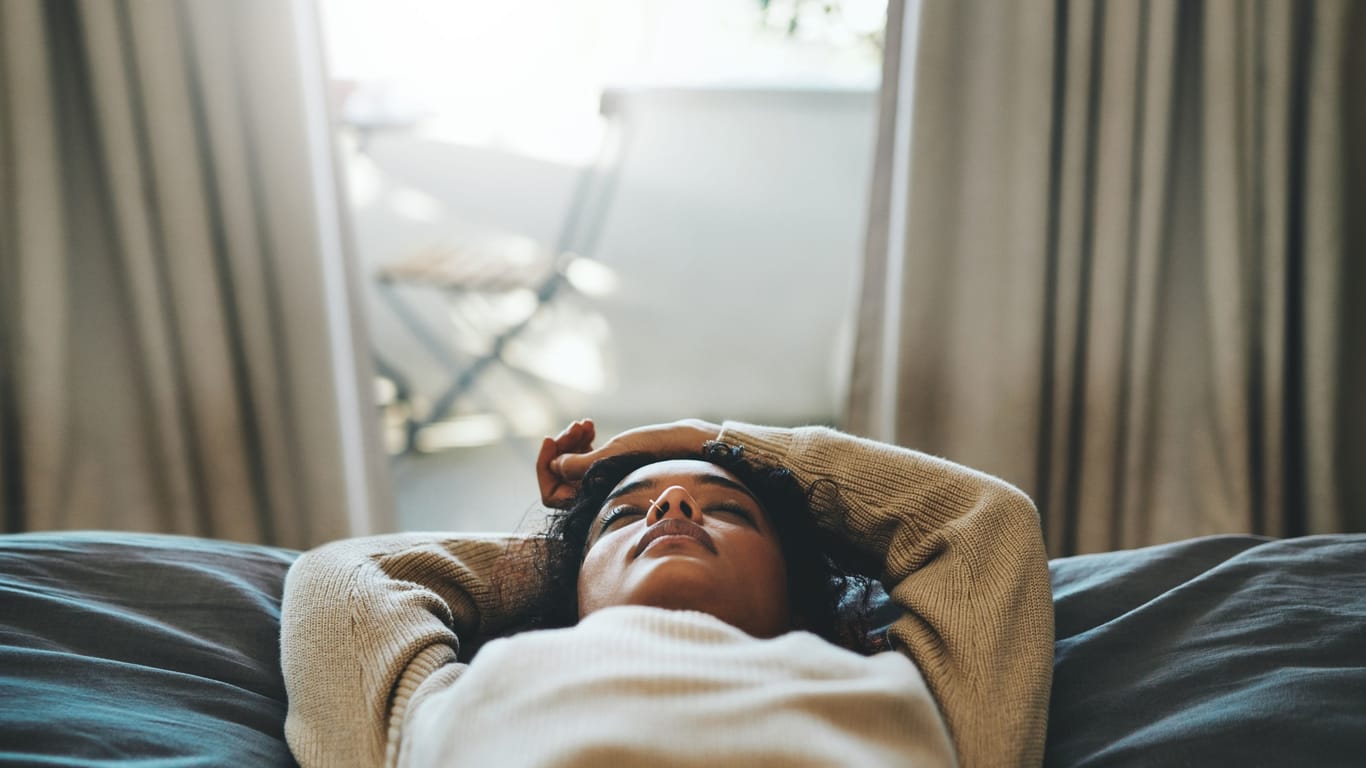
{"left": 2, "top": 0, "right": 1362, "bottom": 555}
{"left": 320, "top": 0, "right": 886, "bottom": 532}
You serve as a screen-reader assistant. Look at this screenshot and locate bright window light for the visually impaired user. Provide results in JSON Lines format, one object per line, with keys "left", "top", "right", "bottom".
{"left": 320, "top": 0, "right": 884, "bottom": 165}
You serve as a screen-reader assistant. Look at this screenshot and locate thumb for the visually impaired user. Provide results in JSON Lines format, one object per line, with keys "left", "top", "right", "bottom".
{"left": 554, "top": 450, "right": 599, "bottom": 481}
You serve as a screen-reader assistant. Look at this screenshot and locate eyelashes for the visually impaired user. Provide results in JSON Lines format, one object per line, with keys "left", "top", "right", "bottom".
{"left": 598, "top": 506, "right": 646, "bottom": 533}
{"left": 707, "top": 503, "right": 756, "bottom": 526}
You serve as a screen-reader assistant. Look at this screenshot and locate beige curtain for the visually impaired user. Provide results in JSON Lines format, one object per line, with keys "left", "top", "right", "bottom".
{"left": 0, "top": 0, "right": 391, "bottom": 548}
{"left": 848, "top": 0, "right": 1366, "bottom": 556}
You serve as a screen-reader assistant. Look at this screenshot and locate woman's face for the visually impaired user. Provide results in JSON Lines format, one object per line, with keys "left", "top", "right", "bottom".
{"left": 576, "top": 459, "right": 791, "bottom": 638}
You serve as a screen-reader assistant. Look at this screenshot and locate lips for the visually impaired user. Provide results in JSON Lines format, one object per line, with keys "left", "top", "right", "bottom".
{"left": 632, "top": 518, "right": 717, "bottom": 559}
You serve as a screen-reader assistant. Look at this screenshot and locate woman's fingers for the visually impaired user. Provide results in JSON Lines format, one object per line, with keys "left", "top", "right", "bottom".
{"left": 554, "top": 419, "right": 722, "bottom": 481}
{"left": 535, "top": 436, "right": 564, "bottom": 507}
{"left": 539, "top": 419, "right": 721, "bottom": 508}
{"left": 568, "top": 419, "right": 595, "bottom": 450}
{"left": 554, "top": 450, "right": 597, "bottom": 482}
{"left": 537, "top": 419, "right": 599, "bottom": 508}
{"left": 551, "top": 421, "right": 576, "bottom": 447}
{"left": 550, "top": 420, "right": 589, "bottom": 454}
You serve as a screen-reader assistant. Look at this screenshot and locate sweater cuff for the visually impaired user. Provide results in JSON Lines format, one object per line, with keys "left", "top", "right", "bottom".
{"left": 385, "top": 644, "right": 458, "bottom": 767}
{"left": 716, "top": 421, "right": 796, "bottom": 465}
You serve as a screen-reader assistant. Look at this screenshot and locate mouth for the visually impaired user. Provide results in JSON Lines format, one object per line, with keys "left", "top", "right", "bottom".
{"left": 632, "top": 518, "right": 717, "bottom": 559}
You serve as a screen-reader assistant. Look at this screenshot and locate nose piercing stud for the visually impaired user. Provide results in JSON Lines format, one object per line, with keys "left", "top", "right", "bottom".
{"left": 651, "top": 494, "right": 692, "bottom": 517}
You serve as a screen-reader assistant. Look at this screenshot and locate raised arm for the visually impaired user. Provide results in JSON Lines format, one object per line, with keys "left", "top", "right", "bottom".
{"left": 280, "top": 533, "right": 533, "bottom": 768}
{"left": 540, "top": 417, "right": 1052, "bottom": 765}
{"left": 716, "top": 422, "right": 1053, "bottom": 768}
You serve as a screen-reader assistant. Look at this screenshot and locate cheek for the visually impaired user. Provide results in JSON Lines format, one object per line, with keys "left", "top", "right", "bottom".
{"left": 576, "top": 538, "right": 620, "bottom": 618}
{"left": 735, "top": 534, "right": 790, "bottom": 598}
{"left": 730, "top": 534, "right": 792, "bottom": 636}
{"left": 758, "top": 543, "right": 790, "bottom": 594}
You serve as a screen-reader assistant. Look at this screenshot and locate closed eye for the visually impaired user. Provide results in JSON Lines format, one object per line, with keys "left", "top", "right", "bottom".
{"left": 598, "top": 506, "right": 646, "bottom": 534}
{"left": 706, "top": 502, "right": 757, "bottom": 527}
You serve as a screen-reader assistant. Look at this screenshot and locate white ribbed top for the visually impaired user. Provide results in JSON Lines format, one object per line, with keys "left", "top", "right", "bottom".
{"left": 401, "top": 606, "right": 957, "bottom": 768}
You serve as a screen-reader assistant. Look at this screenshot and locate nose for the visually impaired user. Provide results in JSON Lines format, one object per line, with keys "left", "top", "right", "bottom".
{"left": 647, "top": 485, "right": 702, "bottom": 524}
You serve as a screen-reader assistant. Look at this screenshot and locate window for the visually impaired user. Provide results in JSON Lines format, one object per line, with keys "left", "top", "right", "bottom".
{"left": 319, "top": 0, "right": 886, "bottom": 531}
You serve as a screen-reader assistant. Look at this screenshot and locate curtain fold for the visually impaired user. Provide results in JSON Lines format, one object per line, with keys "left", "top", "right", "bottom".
{"left": 849, "top": 0, "right": 1365, "bottom": 555}
{"left": 0, "top": 0, "right": 391, "bottom": 548}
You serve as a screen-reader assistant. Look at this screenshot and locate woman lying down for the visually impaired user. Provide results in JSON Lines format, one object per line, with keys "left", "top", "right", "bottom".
{"left": 281, "top": 419, "right": 1053, "bottom": 767}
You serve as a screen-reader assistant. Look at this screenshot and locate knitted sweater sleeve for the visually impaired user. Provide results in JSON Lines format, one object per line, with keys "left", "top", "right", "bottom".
{"left": 279, "top": 532, "right": 534, "bottom": 768}
{"left": 716, "top": 422, "right": 1053, "bottom": 768}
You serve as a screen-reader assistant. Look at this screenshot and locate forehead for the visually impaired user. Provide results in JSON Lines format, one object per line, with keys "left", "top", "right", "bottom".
{"left": 609, "top": 459, "right": 754, "bottom": 499}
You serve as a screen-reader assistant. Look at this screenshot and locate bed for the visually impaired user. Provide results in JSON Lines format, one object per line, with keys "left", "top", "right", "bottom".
{"left": 1, "top": 531, "right": 1363, "bottom": 766}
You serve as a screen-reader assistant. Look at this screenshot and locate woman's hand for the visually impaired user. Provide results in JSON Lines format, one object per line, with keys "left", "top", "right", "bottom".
{"left": 535, "top": 418, "right": 722, "bottom": 508}
{"left": 536, "top": 419, "right": 596, "bottom": 509}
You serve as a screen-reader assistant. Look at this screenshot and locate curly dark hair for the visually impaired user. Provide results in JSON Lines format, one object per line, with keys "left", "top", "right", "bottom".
{"left": 512, "top": 443, "right": 878, "bottom": 654}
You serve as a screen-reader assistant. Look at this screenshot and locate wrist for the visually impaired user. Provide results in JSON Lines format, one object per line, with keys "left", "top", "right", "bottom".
{"left": 678, "top": 419, "right": 721, "bottom": 451}
{"left": 714, "top": 422, "right": 796, "bottom": 464}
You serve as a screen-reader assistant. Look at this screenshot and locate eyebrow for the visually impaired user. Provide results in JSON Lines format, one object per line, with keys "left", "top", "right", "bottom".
{"left": 697, "top": 474, "right": 758, "bottom": 500}
{"left": 602, "top": 474, "right": 758, "bottom": 505}
{"left": 604, "top": 479, "right": 655, "bottom": 504}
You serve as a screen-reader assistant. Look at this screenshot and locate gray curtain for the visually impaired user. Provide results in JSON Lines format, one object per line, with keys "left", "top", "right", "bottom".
{"left": 848, "top": 0, "right": 1366, "bottom": 555}
{"left": 0, "top": 0, "right": 392, "bottom": 548}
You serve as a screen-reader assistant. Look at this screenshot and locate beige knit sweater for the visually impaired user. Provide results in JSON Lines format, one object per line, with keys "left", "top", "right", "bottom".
{"left": 280, "top": 423, "right": 1053, "bottom": 767}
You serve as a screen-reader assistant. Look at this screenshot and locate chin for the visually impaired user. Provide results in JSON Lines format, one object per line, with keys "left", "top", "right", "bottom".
{"left": 579, "top": 557, "right": 720, "bottom": 620}
{"left": 623, "top": 559, "right": 726, "bottom": 610}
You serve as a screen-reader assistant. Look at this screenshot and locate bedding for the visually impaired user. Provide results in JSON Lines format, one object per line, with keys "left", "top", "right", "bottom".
{"left": 1, "top": 531, "right": 1363, "bottom": 766}
{"left": 0, "top": 532, "right": 299, "bottom": 766}
{"left": 1043, "top": 534, "right": 1366, "bottom": 766}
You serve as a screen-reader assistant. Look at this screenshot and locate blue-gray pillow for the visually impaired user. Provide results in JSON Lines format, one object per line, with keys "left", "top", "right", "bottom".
{"left": 0, "top": 532, "right": 300, "bottom": 767}
{"left": 1045, "top": 534, "right": 1366, "bottom": 767}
